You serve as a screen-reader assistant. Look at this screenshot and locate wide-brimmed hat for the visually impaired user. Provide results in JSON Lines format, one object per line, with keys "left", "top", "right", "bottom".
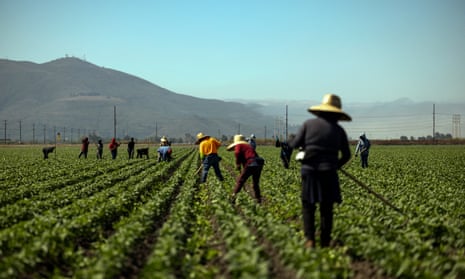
{"left": 195, "top": 132, "right": 210, "bottom": 144}
{"left": 160, "top": 136, "right": 167, "bottom": 142}
{"left": 308, "top": 94, "right": 351, "bottom": 121}
{"left": 227, "top": 134, "right": 249, "bottom": 151}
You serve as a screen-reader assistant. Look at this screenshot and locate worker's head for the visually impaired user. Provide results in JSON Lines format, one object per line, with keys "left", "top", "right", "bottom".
{"left": 195, "top": 132, "right": 209, "bottom": 144}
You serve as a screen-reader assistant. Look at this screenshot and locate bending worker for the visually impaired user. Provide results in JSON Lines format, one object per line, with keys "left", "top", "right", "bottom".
{"left": 196, "top": 132, "right": 224, "bottom": 183}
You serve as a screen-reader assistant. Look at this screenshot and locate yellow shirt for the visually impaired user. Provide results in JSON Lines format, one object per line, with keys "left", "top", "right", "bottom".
{"left": 199, "top": 137, "right": 221, "bottom": 159}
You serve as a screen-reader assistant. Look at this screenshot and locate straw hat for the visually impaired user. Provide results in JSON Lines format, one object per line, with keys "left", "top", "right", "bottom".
{"left": 308, "top": 94, "right": 351, "bottom": 121}
{"left": 227, "top": 134, "right": 249, "bottom": 151}
{"left": 160, "top": 136, "right": 167, "bottom": 142}
{"left": 195, "top": 132, "right": 210, "bottom": 144}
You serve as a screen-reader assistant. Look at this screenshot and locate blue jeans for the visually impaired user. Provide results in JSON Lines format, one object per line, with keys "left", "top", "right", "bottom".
{"left": 201, "top": 154, "right": 224, "bottom": 183}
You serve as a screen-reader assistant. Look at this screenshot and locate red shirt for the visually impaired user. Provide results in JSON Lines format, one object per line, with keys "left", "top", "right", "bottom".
{"left": 234, "top": 143, "right": 258, "bottom": 168}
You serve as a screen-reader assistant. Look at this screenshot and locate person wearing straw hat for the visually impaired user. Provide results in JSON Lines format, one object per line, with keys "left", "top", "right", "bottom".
{"left": 227, "top": 134, "right": 265, "bottom": 204}
{"left": 157, "top": 136, "right": 173, "bottom": 162}
{"left": 289, "top": 93, "right": 351, "bottom": 248}
{"left": 196, "top": 132, "right": 224, "bottom": 183}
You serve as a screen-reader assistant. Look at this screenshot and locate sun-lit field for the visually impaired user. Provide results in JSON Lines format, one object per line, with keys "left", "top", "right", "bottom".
{"left": 0, "top": 144, "right": 464, "bottom": 278}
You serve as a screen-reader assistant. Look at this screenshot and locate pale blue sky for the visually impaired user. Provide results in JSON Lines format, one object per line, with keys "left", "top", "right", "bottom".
{"left": 1, "top": 0, "right": 464, "bottom": 103}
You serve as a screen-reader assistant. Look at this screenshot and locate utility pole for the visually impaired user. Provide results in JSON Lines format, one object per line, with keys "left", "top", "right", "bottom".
{"left": 285, "top": 105, "right": 288, "bottom": 140}
{"left": 4, "top": 120, "right": 7, "bottom": 144}
{"left": 3, "top": 120, "right": 6, "bottom": 144}
{"left": 33, "top": 123, "right": 35, "bottom": 144}
{"left": 19, "top": 120, "right": 22, "bottom": 143}
{"left": 432, "top": 104, "right": 435, "bottom": 144}
{"left": 54, "top": 126, "right": 57, "bottom": 158}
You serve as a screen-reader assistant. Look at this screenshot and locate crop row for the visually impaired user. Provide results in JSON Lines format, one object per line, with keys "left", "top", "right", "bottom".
{"left": 0, "top": 145, "right": 464, "bottom": 278}
{"left": 0, "top": 147, "right": 193, "bottom": 278}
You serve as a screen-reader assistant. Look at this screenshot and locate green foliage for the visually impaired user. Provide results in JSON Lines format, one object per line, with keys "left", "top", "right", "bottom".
{"left": 0, "top": 144, "right": 464, "bottom": 278}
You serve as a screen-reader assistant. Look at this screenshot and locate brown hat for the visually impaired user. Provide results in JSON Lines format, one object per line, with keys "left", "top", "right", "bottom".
{"left": 195, "top": 132, "right": 209, "bottom": 144}
{"left": 227, "top": 134, "right": 248, "bottom": 151}
{"left": 308, "top": 94, "right": 351, "bottom": 121}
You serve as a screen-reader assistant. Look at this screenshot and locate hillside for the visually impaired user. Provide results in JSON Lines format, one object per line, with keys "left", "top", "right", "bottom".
{"left": 1, "top": 57, "right": 464, "bottom": 143}
{"left": 0, "top": 57, "right": 274, "bottom": 142}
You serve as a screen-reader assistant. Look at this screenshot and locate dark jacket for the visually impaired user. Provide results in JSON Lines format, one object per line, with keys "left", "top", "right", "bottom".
{"left": 290, "top": 117, "right": 351, "bottom": 171}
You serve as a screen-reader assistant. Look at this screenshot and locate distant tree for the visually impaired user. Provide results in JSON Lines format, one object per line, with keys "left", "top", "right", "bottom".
{"left": 400, "top": 136, "right": 408, "bottom": 141}
{"left": 434, "top": 132, "right": 453, "bottom": 140}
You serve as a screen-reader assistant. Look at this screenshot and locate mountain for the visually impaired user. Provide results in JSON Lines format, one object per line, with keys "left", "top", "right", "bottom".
{"left": 1, "top": 57, "right": 464, "bottom": 143}
{"left": 0, "top": 57, "right": 274, "bottom": 143}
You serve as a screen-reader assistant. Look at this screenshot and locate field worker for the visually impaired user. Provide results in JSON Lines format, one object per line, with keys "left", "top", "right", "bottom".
{"left": 275, "top": 134, "right": 295, "bottom": 169}
{"left": 247, "top": 134, "right": 257, "bottom": 150}
{"left": 227, "top": 134, "right": 265, "bottom": 204}
{"left": 127, "top": 137, "right": 135, "bottom": 159}
{"left": 289, "top": 93, "right": 351, "bottom": 248}
{"left": 96, "top": 139, "right": 103, "bottom": 159}
{"left": 157, "top": 137, "right": 173, "bottom": 162}
{"left": 78, "top": 137, "right": 90, "bottom": 159}
{"left": 354, "top": 132, "right": 371, "bottom": 168}
{"left": 160, "top": 135, "right": 171, "bottom": 146}
{"left": 109, "top": 138, "right": 121, "bottom": 160}
{"left": 196, "top": 132, "right": 224, "bottom": 183}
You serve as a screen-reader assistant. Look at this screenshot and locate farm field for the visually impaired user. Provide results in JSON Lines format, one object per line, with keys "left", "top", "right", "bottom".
{"left": 0, "top": 144, "right": 464, "bottom": 278}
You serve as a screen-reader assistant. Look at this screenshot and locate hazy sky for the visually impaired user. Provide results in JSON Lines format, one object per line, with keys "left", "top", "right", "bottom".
{"left": 1, "top": 0, "right": 465, "bottom": 103}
